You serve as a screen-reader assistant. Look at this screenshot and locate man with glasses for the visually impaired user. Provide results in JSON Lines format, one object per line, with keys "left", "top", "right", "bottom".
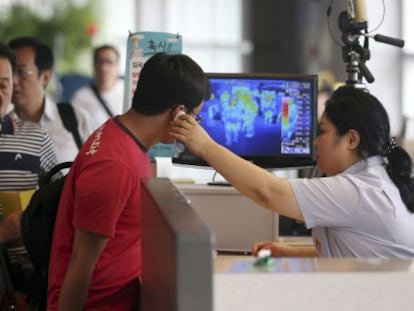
{"left": 71, "top": 45, "right": 124, "bottom": 130}
{"left": 48, "top": 53, "right": 211, "bottom": 311}
{"left": 0, "top": 42, "right": 58, "bottom": 308}
{"left": 8, "top": 36, "right": 95, "bottom": 163}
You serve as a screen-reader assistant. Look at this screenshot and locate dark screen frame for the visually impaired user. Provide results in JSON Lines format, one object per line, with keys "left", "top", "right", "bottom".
{"left": 173, "top": 72, "right": 318, "bottom": 169}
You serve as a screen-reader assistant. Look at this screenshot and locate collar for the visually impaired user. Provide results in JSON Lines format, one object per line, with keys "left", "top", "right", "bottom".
{"left": 10, "top": 96, "right": 56, "bottom": 123}
{"left": 113, "top": 116, "right": 148, "bottom": 153}
{"left": 42, "top": 96, "right": 58, "bottom": 121}
{"left": 0, "top": 114, "right": 15, "bottom": 135}
{"left": 343, "top": 156, "right": 385, "bottom": 175}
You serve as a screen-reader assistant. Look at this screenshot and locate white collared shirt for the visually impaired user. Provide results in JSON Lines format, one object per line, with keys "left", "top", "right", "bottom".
{"left": 71, "top": 80, "right": 124, "bottom": 131}
{"left": 26, "top": 97, "right": 97, "bottom": 163}
{"left": 290, "top": 156, "right": 414, "bottom": 258}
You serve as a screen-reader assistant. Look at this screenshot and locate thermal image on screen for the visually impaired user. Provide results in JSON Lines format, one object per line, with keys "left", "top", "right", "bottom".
{"left": 200, "top": 77, "right": 313, "bottom": 157}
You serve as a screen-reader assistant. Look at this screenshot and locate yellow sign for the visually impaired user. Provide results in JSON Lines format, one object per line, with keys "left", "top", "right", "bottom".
{"left": 0, "top": 189, "right": 36, "bottom": 215}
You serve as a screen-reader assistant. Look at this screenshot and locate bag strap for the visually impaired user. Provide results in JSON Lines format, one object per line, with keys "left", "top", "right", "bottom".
{"left": 44, "top": 161, "right": 73, "bottom": 183}
{"left": 90, "top": 84, "right": 114, "bottom": 118}
{"left": 57, "top": 103, "right": 83, "bottom": 150}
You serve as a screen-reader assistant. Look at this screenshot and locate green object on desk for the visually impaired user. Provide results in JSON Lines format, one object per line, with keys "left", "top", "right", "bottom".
{"left": 253, "top": 256, "right": 275, "bottom": 267}
{"left": 253, "top": 249, "right": 275, "bottom": 267}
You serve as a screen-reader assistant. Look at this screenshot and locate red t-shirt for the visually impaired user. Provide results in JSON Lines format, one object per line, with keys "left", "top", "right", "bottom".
{"left": 48, "top": 117, "right": 152, "bottom": 310}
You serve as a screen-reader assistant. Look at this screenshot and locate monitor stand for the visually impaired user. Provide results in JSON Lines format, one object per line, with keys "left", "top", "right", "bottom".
{"left": 207, "top": 181, "right": 231, "bottom": 186}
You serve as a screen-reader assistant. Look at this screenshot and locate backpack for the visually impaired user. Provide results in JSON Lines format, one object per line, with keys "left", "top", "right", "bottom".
{"left": 20, "top": 161, "right": 72, "bottom": 310}
{"left": 57, "top": 103, "right": 82, "bottom": 149}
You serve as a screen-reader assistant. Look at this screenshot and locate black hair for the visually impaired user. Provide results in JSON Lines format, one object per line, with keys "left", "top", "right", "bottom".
{"left": 93, "top": 44, "right": 119, "bottom": 64}
{"left": 324, "top": 86, "right": 414, "bottom": 213}
{"left": 0, "top": 42, "right": 16, "bottom": 73}
{"left": 132, "top": 53, "right": 211, "bottom": 115}
{"left": 8, "top": 36, "right": 54, "bottom": 72}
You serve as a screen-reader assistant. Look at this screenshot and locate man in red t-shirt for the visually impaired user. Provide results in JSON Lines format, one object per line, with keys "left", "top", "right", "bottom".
{"left": 47, "top": 53, "right": 211, "bottom": 311}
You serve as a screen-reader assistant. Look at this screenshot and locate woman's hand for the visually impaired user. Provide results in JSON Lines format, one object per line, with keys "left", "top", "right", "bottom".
{"left": 170, "top": 114, "right": 214, "bottom": 157}
{"left": 253, "top": 240, "right": 318, "bottom": 258}
{"left": 252, "top": 241, "right": 293, "bottom": 257}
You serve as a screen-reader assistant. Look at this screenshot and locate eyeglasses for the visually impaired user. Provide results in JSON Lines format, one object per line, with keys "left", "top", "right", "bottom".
{"left": 16, "top": 68, "right": 35, "bottom": 78}
{"left": 95, "top": 58, "right": 118, "bottom": 66}
{"left": 189, "top": 111, "right": 203, "bottom": 123}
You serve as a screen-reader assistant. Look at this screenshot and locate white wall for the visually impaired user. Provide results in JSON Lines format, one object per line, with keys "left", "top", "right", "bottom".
{"left": 401, "top": 0, "right": 414, "bottom": 140}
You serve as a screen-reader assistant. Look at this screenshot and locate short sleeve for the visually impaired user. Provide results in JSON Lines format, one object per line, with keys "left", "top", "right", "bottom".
{"left": 289, "top": 175, "right": 361, "bottom": 228}
{"left": 73, "top": 160, "right": 134, "bottom": 237}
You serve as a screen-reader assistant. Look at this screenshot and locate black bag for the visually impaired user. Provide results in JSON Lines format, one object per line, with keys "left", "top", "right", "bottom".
{"left": 0, "top": 246, "right": 16, "bottom": 311}
{"left": 20, "top": 161, "right": 72, "bottom": 310}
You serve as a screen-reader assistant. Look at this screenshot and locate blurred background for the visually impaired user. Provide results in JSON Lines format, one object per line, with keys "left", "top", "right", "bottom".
{"left": 0, "top": 0, "right": 412, "bottom": 139}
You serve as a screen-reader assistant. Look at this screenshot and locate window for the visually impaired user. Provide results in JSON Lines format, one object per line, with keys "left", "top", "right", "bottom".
{"left": 135, "top": 0, "right": 244, "bottom": 72}
{"left": 402, "top": 0, "right": 414, "bottom": 118}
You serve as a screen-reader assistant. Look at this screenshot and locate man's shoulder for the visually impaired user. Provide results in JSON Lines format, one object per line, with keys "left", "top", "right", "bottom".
{"left": 73, "top": 84, "right": 94, "bottom": 96}
{"left": 55, "top": 101, "right": 92, "bottom": 123}
{"left": 70, "top": 102, "right": 97, "bottom": 127}
{"left": 84, "top": 119, "right": 146, "bottom": 157}
{"left": 9, "top": 112, "right": 49, "bottom": 137}
{"left": 1, "top": 114, "right": 56, "bottom": 167}
{"left": 70, "top": 85, "right": 96, "bottom": 105}
{"left": 115, "top": 79, "right": 124, "bottom": 90}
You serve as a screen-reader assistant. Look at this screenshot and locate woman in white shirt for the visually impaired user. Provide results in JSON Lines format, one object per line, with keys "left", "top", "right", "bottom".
{"left": 171, "top": 86, "right": 414, "bottom": 258}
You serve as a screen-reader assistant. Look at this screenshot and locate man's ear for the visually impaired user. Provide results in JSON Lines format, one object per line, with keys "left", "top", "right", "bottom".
{"left": 40, "top": 70, "right": 52, "bottom": 89}
{"left": 347, "top": 129, "right": 360, "bottom": 151}
{"left": 171, "top": 104, "right": 185, "bottom": 121}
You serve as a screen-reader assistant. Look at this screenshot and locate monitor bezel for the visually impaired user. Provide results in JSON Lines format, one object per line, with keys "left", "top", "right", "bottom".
{"left": 172, "top": 72, "right": 318, "bottom": 169}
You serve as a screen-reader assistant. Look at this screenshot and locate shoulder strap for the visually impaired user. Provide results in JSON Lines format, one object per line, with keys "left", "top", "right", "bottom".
{"left": 57, "top": 103, "right": 83, "bottom": 150}
{"left": 40, "top": 161, "right": 73, "bottom": 186}
{"left": 90, "top": 84, "right": 114, "bottom": 118}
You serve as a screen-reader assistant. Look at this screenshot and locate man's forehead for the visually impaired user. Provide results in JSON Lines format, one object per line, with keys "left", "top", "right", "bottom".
{"left": 0, "top": 58, "right": 12, "bottom": 76}
{"left": 13, "top": 45, "right": 35, "bottom": 58}
{"left": 97, "top": 49, "right": 118, "bottom": 60}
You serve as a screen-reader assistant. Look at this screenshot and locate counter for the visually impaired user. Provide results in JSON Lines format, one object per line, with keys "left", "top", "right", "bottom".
{"left": 214, "top": 255, "right": 414, "bottom": 311}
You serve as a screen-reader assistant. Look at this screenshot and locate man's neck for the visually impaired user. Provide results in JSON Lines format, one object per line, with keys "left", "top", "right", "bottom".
{"left": 117, "top": 110, "right": 169, "bottom": 149}
{"left": 97, "top": 80, "right": 116, "bottom": 92}
{"left": 15, "top": 97, "right": 45, "bottom": 123}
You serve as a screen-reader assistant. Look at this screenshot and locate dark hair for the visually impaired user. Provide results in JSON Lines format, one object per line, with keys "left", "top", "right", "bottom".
{"left": 0, "top": 42, "right": 16, "bottom": 72}
{"left": 8, "top": 36, "right": 54, "bottom": 72}
{"left": 132, "top": 53, "right": 211, "bottom": 115}
{"left": 93, "top": 44, "right": 119, "bottom": 64}
{"left": 325, "top": 86, "right": 414, "bottom": 213}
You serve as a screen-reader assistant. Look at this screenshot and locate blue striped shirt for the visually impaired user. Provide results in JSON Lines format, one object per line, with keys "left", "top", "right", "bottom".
{"left": 1, "top": 112, "right": 58, "bottom": 262}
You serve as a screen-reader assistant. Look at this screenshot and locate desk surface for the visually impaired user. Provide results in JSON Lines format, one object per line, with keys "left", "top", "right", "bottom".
{"left": 214, "top": 257, "right": 414, "bottom": 311}
{"left": 215, "top": 255, "right": 414, "bottom": 273}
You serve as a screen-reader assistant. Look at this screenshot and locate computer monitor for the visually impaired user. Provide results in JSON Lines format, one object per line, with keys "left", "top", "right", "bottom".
{"left": 141, "top": 177, "right": 213, "bottom": 311}
{"left": 173, "top": 72, "right": 318, "bottom": 169}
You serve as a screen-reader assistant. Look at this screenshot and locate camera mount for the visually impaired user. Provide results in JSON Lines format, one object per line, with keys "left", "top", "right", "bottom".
{"left": 337, "top": 9, "right": 405, "bottom": 88}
